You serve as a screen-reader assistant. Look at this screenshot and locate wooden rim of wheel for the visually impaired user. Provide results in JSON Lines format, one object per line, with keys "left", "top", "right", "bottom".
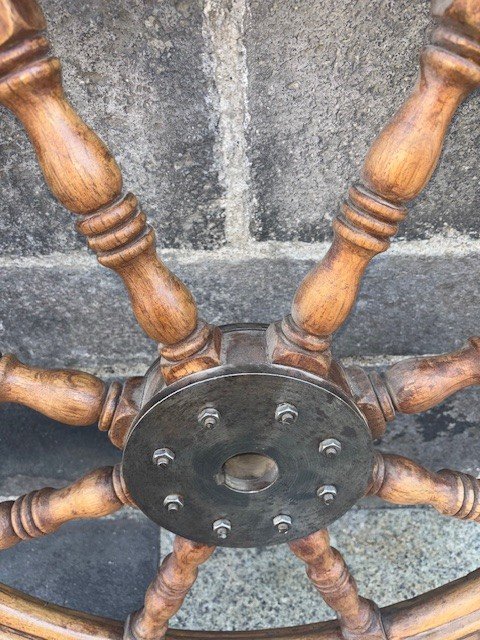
{"left": 0, "top": 0, "right": 479, "bottom": 639}
{"left": 0, "top": 569, "right": 479, "bottom": 640}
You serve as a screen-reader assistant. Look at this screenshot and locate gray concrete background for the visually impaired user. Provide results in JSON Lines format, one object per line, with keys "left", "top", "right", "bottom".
{"left": 0, "top": 0, "right": 479, "bottom": 628}
{"left": 0, "top": 0, "right": 478, "bottom": 467}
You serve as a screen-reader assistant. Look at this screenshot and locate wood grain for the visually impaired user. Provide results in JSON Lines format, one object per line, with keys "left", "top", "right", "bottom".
{"left": 345, "top": 337, "right": 480, "bottom": 431}
{"left": 0, "top": 353, "right": 107, "bottom": 426}
{"left": 99, "top": 377, "right": 143, "bottom": 450}
{"left": 289, "top": 530, "right": 386, "bottom": 640}
{"left": 368, "top": 452, "right": 480, "bottom": 522}
{"left": 125, "top": 537, "right": 215, "bottom": 640}
{"left": 0, "top": 1, "right": 479, "bottom": 638}
{"left": 381, "top": 337, "right": 480, "bottom": 414}
{"left": 0, "top": 0, "right": 45, "bottom": 49}
{"left": 76, "top": 195, "right": 198, "bottom": 348}
{"left": 0, "top": 569, "right": 479, "bottom": 640}
{"left": 343, "top": 366, "right": 392, "bottom": 439}
{"left": 0, "top": 465, "right": 132, "bottom": 551}
{"left": 160, "top": 322, "right": 223, "bottom": 385}
{"left": 271, "top": 2, "right": 480, "bottom": 368}
{"left": 0, "top": 1, "right": 219, "bottom": 367}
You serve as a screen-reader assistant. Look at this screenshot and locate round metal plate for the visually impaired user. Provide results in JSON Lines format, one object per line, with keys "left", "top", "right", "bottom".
{"left": 123, "top": 364, "right": 373, "bottom": 548}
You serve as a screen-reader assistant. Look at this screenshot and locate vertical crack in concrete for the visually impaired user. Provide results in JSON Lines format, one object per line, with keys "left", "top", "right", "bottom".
{"left": 202, "top": 0, "right": 253, "bottom": 246}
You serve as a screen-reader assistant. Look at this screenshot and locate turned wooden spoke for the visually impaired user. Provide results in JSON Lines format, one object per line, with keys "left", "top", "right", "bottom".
{"left": 0, "top": 353, "right": 142, "bottom": 447}
{"left": 377, "top": 337, "right": 480, "bottom": 416}
{"left": 368, "top": 452, "right": 480, "bottom": 522}
{"left": 269, "top": 1, "right": 480, "bottom": 376}
{"left": 0, "top": 464, "right": 132, "bottom": 551}
{"left": 289, "top": 530, "right": 386, "bottom": 640}
{"left": 0, "top": 1, "right": 479, "bottom": 639}
{"left": 0, "top": 353, "right": 107, "bottom": 426}
{"left": 0, "top": 0, "right": 221, "bottom": 382}
{"left": 124, "top": 536, "right": 215, "bottom": 640}
{"left": 344, "top": 336, "right": 480, "bottom": 436}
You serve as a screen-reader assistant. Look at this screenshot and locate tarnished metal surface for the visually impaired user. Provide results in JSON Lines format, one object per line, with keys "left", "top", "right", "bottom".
{"left": 123, "top": 362, "right": 373, "bottom": 548}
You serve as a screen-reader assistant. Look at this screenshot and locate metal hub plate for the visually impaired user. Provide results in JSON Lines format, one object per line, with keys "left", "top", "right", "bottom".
{"left": 123, "top": 364, "right": 373, "bottom": 548}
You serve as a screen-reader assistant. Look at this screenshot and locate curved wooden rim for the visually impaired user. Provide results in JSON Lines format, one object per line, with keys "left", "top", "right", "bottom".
{"left": 0, "top": 570, "right": 478, "bottom": 640}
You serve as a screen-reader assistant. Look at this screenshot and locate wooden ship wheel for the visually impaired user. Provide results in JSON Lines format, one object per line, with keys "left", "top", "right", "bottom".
{"left": 0, "top": 0, "right": 479, "bottom": 639}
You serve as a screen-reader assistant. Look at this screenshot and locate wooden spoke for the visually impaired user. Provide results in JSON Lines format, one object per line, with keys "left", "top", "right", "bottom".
{"left": 0, "top": 353, "right": 108, "bottom": 426}
{"left": 124, "top": 536, "right": 215, "bottom": 640}
{"left": 268, "top": 1, "right": 480, "bottom": 376}
{"left": 0, "top": 2, "right": 479, "bottom": 639}
{"left": 0, "top": 353, "right": 142, "bottom": 445}
{"left": 376, "top": 337, "right": 480, "bottom": 417}
{"left": 0, "top": 0, "right": 220, "bottom": 381}
{"left": 0, "top": 464, "right": 132, "bottom": 551}
{"left": 289, "top": 530, "right": 386, "bottom": 640}
{"left": 368, "top": 452, "right": 480, "bottom": 522}
{"left": 343, "top": 336, "right": 480, "bottom": 436}
{"left": 0, "top": 569, "right": 479, "bottom": 640}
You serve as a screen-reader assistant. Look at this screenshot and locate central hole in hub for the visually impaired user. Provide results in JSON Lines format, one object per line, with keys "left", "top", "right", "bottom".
{"left": 220, "top": 453, "right": 279, "bottom": 493}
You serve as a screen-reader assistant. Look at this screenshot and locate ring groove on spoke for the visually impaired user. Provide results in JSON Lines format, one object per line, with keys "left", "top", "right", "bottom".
{"left": 0, "top": 464, "right": 132, "bottom": 550}
{"left": 124, "top": 537, "right": 215, "bottom": 640}
{"left": 289, "top": 530, "right": 387, "bottom": 640}
{"left": 369, "top": 452, "right": 480, "bottom": 522}
{"left": 0, "top": 8, "right": 221, "bottom": 378}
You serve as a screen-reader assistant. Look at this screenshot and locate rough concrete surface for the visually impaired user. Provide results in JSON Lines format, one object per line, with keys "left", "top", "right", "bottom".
{"left": 0, "top": 0, "right": 478, "bottom": 630}
{"left": 0, "top": 403, "right": 121, "bottom": 497}
{"left": 164, "top": 509, "right": 479, "bottom": 630}
{"left": 0, "top": 0, "right": 479, "bottom": 367}
{"left": 0, "top": 505, "right": 477, "bottom": 626}
{"left": 0, "top": 0, "right": 224, "bottom": 256}
{"left": 0, "top": 511, "right": 159, "bottom": 620}
{"left": 376, "top": 389, "right": 480, "bottom": 477}
{"left": 1, "top": 248, "right": 479, "bottom": 369}
{"left": 246, "top": 0, "right": 480, "bottom": 242}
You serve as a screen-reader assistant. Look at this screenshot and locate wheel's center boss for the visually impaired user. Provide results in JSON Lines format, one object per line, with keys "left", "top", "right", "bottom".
{"left": 123, "top": 326, "right": 374, "bottom": 548}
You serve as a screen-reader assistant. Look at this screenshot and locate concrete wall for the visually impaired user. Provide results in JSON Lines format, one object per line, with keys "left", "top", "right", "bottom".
{"left": 0, "top": 0, "right": 479, "bottom": 474}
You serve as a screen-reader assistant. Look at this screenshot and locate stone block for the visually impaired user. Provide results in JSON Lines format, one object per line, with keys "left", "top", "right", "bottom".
{"left": 0, "top": 0, "right": 224, "bottom": 256}
{"left": 246, "top": 0, "right": 480, "bottom": 241}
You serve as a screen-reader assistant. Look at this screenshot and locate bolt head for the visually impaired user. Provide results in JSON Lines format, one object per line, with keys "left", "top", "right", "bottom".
{"left": 319, "top": 438, "right": 342, "bottom": 458}
{"left": 317, "top": 485, "right": 337, "bottom": 505}
{"left": 163, "top": 494, "right": 184, "bottom": 512}
{"left": 273, "top": 514, "right": 292, "bottom": 534}
{"left": 153, "top": 447, "right": 175, "bottom": 467}
{"left": 275, "top": 403, "right": 298, "bottom": 425}
{"left": 198, "top": 407, "right": 220, "bottom": 429}
{"left": 213, "top": 518, "right": 231, "bottom": 539}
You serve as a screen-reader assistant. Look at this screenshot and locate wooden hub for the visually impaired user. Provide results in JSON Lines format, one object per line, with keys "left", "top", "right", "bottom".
{"left": 123, "top": 335, "right": 373, "bottom": 547}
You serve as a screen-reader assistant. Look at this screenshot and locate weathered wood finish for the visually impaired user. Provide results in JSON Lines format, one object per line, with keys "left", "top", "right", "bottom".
{"left": 99, "top": 377, "right": 143, "bottom": 450}
{"left": 289, "top": 531, "right": 386, "bottom": 640}
{"left": 0, "top": 353, "right": 107, "bottom": 426}
{"left": 266, "top": 316, "right": 331, "bottom": 378}
{"left": 0, "top": 353, "right": 142, "bottom": 442}
{"left": 344, "top": 337, "right": 480, "bottom": 432}
{"left": 342, "top": 366, "right": 392, "bottom": 439}
{"left": 160, "top": 322, "right": 223, "bottom": 385}
{"left": 0, "top": 465, "right": 132, "bottom": 551}
{"left": 381, "top": 337, "right": 480, "bottom": 415}
{"left": 125, "top": 537, "right": 215, "bottom": 640}
{"left": 270, "top": 0, "right": 480, "bottom": 370}
{"left": 0, "top": 0, "right": 221, "bottom": 379}
{"left": 369, "top": 452, "right": 480, "bottom": 522}
{"left": 0, "top": 0, "right": 479, "bottom": 639}
{"left": 1, "top": 569, "right": 480, "bottom": 640}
